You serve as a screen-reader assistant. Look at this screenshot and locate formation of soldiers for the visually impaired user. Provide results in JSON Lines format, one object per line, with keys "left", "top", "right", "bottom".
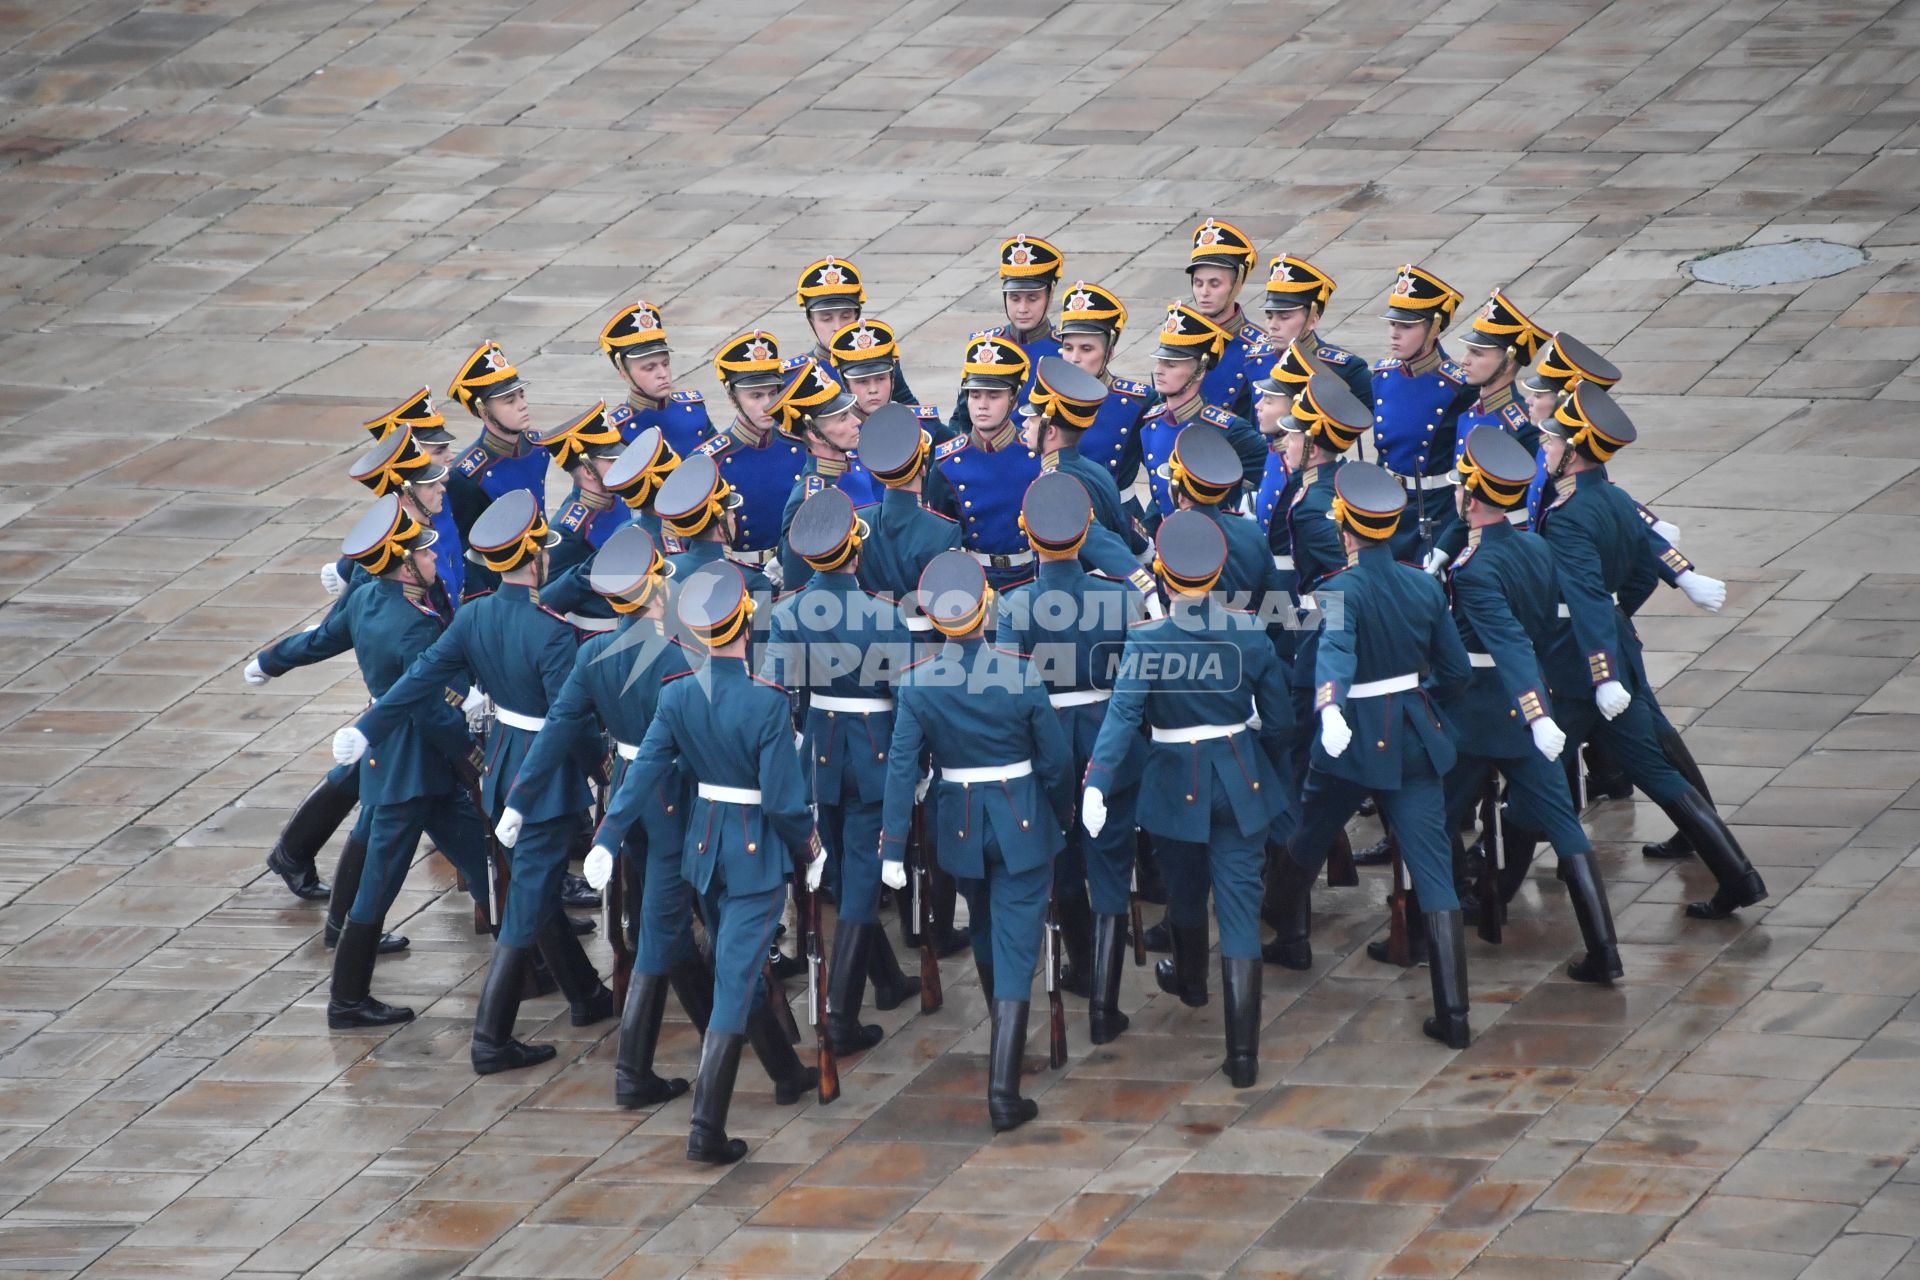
{"left": 243, "top": 218, "right": 1770, "bottom": 1164}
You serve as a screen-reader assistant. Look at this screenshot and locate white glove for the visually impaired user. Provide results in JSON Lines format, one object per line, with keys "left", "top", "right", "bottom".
{"left": 495, "top": 807, "right": 524, "bottom": 848}
{"left": 319, "top": 561, "right": 345, "bottom": 598}
{"left": 1595, "top": 680, "right": 1631, "bottom": 721}
{"left": 1422, "top": 548, "right": 1451, "bottom": 577}
{"left": 881, "top": 859, "right": 907, "bottom": 891}
{"left": 584, "top": 845, "right": 614, "bottom": 890}
{"left": 1142, "top": 592, "right": 1166, "bottom": 621}
{"left": 1652, "top": 519, "right": 1681, "bottom": 547}
{"left": 1529, "top": 716, "right": 1567, "bottom": 762}
{"left": 243, "top": 657, "right": 268, "bottom": 686}
{"left": 1082, "top": 788, "right": 1107, "bottom": 839}
{"left": 332, "top": 726, "right": 368, "bottom": 764}
{"left": 914, "top": 770, "right": 931, "bottom": 804}
{"left": 1319, "top": 706, "right": 1352, "bottom": 758}
{"left": 805, "top": 845, "right": 828, "bottom": 891}
{"left": 1676, "top": 569, "right": 1725, "bottom": 613}
{"left": 462, "top": 686, "right": 487, "bottom": 732}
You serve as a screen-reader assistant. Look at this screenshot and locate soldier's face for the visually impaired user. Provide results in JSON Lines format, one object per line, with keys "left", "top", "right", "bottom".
{"left": 966, "top": 388, "right": 1013, "bottom": 431}
{"left": 1153, "top": 357, "right": 1199, "bottom": 398}
{"left": 485, "top": 388, "right": 532, "bottom": 434}
{"left": 1058, "top": 334, "right": 1107, "bottom": 377}
{"left": 1018, "top": 410, "right": 1047, "bottom": 455}
{"left": 1254, "top": 391, "right": 1288, "bottom": 437}
{"left": 1523, "top": 387, "right": 1558, "bottom": 423}
{"left": 1459, "top": 345, "right": 1507, "bottom": 387}
{"left": 1189, "top": 266, "right": 1238, "bottom": 319}
{"left": 1282, "top": 430, "right": 1306, "bottom": 472}
{"left": 408, "top": 546, "right": 438, "bottom": 586}
{"left": 735, "top": 383, "right": 781, "bottom": 427}
{"left": 1264, "top": 306, "right": 1311, "bottom": 347}
{"left": 1003, "top": 288, "right": 1049, "bottom": 333}
{"left": 624, "top": 352, "right": 674, "bottom": 400}
{"left": 808, "top": 307, "right": 858, "bottom": 349}
{"left": 813, "top": 407, "right": 861, "bottom": 453}
{"left": 1541, "top": 434, "right": 1568, "bottom": 472}
{"left": 411, "top": 478, "right": 446, "bottom": 516}
{"left": 422, "top": 440, "right": 453, "bottom": 468}
{"left": 847, "top": 371, "right": 893, "bottom": 415}
{"left": 1386, "top": 319, "right": 1432, "bottom": 361}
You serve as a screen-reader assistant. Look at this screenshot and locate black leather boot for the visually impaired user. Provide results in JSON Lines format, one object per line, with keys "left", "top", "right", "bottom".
{"left": 1560, "top": 855, "right": 1623, "bottom": 984}
{"left": 471, "top": 947, "right": 558, "bottom": 1075}
{"left": 1261, "top": 853, "right": 1317, "bottom": 971}
{"left": 323, "top": 836, "right": 407, "bottom": 954}
{"left": 1221, "top": 956, "right": 1261, "bottom": 1088}
{"left": 536, "top": 913, "right": 614, "bottom": 1028}
{"left": 326, "top": 920, "right": 414, "bottom": 1029}
{"left": 1088, "top": 913, "right": 1129, "bottom": 1045}
{"left": 267, "top": 773, "right": 353, "bottom": 900}
{"left": 826, "top": 924, "right": 882, "bottom": 1053}
{"left": 866, "top": 925, "right": 921, "bottom": 1012}
{"left": 1154, "top": 923, "right": 1209, "bottom": 1007}
{"left": 1641, "top": 829, "right": 1694, "bottom": 860}
{"left": 686, "top": 1032, "right": 748, "bottom": 1164}
{"left": 667, "top": 945, "right": 714, "bottom": 1034}
{"left": 561, "top": 871, "right": 602, "bottom": 909}
{"left": 987, "top": 1000, "right": 1037, "bottom": 1132}
{"left": 746, "top": 999, "right": 818, "bottom": 1105}
{"left": 1142, "top": 914, "right": 1171, "bottom": 953}
{"left": 1583, "top": 740, "right": 1634, "bottom": 802}
{"left": 614, "top": 973, "right": 687, "bottom": 1108}
{"left": 1054, "top": 888, "right": 1094, "bottom": 1000}
{"left": 1664, "top": 790, "right": 1767, "bottom": 919}
{"left": 1367, "top": 881, "right": 1427, "bottom": 965}
{"left": 1352, "top": 833, "right": 1393, "bottom": 867}
{"left": 1422, "top": 910, "right": 1471, "bottom": 1049}
{"left": 1644, "top": 726, "right": 1710, "bottom": 859}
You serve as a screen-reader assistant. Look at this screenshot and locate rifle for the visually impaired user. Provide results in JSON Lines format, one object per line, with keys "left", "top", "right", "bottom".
{"left": 1475, "top": 771, "right": 1505, "bottom": 946}
{"left": 1564, "top": 750, "right": 1583, "bottom": 812}
{"left": 801, "top": 874, "right": 839, "bottom": 1103}
{"left": 1129, "top": 865, "right": 1146, "bottom": 968}
{"left": 596, "top": 757, "right": 635, "bottom": 1006}
{"left": 1384, "top": 822, "right": 1415, "bottom": 968}
{"left": 765, "top": 959, "right": 802, "bottom": 1045}
{"left": 456, "top": 744, "right": 510, "bottom": 937}
{"left": 910, "top": 829, "right": 942, "bottom": 1014}
{"left": 1045, "top": 887, "right": 1067, "bottom": 1069}
{"left": 1324, "top": 827, "right": 1358, "bottom": 888}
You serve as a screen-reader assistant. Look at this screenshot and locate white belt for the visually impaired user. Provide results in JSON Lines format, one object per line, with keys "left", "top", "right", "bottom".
{"left": 1556, "top": 592, "right": 1618, "bottom": 618}
{"left": 1506, "top": 509, "right": 1528, "bottom": 526}
{"left": 904, "top": 615, "right": 933, "bottom": 633}
{"left": 812, "top": 694, "right": 893, "bottom": 714}
{"left": 1272, "top": 554, "right": 1294, "bottom": 571}
{"left": 942, "top": 760, "right": 1032, "bottom": 784}
{"left": 968, "top": 548, "right": 1034, "bottom": 569}
{"left": 1049, "top": 689, "right": 1111, "bottom": 709}
{"left": 1151, "top": 722, "right": 1245, "bottom": 744}
{"left": 613, "top": 739, "right": 640, "bottom": 761}
{"left": 566, "top": 612, "right": 617, "bottom": 633}
{"left": 698, "top": 783, "right": 762, "bottom": 804}
{"left": 1469, "top": 653, "right": 1497, "bottom": 669}
{"left": 732, "top": 547, "right": 776, "bottom": 566}
{"left": 1349, "top": 673, "right": 1418, "bottom": 698}
{"left": 494, "top": 708, "right": 546, "bottom": 732}
{"left": 1389, "top": 470, "right": 1457, "bottom": 491}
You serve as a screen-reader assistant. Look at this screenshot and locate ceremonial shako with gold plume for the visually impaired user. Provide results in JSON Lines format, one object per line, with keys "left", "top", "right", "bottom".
{"left": 1155, "top": 303, "right": 1229, "bottom": 368}
{"left": 1188, "top": 217, "right": 1257, "bottom": 283}
{"left": 365, "top": 387, "right": 453, "bottom": 444}
{"left": 960, "top": 333, "right": 1031, "bottom": 390}
{"left": 796, "top": 257, "right": 866, "bottom": 313}
{"left": 773, "top": 358, "right": 856, "bottom": 432}
{"left": 448, "top": 340, "right": 523, "bottom": 415}
{"left": 600, "top": 302, "right": 671, "bottom": 365}
{"left": 1381, "top": 265, "right": 1463, "bottom": 327}
{"left": 530, "top": 402, "right": 623, "bottom": 470}
{"left": 1460, "top": 290, "right": 1548, "bottom": 364}
{"left": 828, "top": 318, "right": 900, "bottom": 382}
{"left": 1263, "top": 254, "right": 1336, "bottom": 314}
{"left": 998, "top": 235, "right": 1063, "bottom": 292}
{"left": 713, "top": 330, "right": 784, "bottom": 389}
{"left": 1057, "top": 281, "right": 1127, "bottom": 345}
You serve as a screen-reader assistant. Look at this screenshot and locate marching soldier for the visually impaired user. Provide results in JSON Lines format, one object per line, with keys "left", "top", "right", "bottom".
{"left": 1264, "top": 464, "right": 1476, "bottom": 1048}
{"left": 1247, "top": 341, "right": 1324, "bottom": 539}
{"left": 1431, "top": 291, "right": 1551, "bottom": 566}
{"left": 1258, "top": 254, "right": 1372, "bottom": 414}
{"left": 1019, "top": 356, "right": 1156, "bottom": 589}
{"left": 826, "top": 317, "right": 946, "bottom": 442}
{"left": 1054, "top": 281, "right": 1154, "bottom": 489}
{"left": 1442, "top": 427, "right": 1622, "bottom": 983}
{"left": 931, "top": 334, "right": 1042, "bottom": 592}
{"left": 652, "top": 453, "right": 774, "bottom": 652}
{"left": 1083, "top": 512, "right": 1292, "bottom": 1087}
{"left": 533, "top": 426, "right": 682, "bottom": 630}
{"left": 698, "top": 331, "right": 806, "bottom": 579}
{"left": 1534, "top": 385, "right": 1767, "bottom": 921}
{"left": 449, "top": 340, "right": 550, "bottom": 514}
{"left": 762, "top": 488, "right": 918, "bottom": 1053}
{"left": 774, "top": 358, "right": 880, "bottom": 588}
{"left": 1159, "top": 425, "right": 1287, "bottom": 613}
{"left": 797, "top": 257, "right": 918, "bottom": 406}
{"left": 880, "top": 551, "right": 1072, "bottom": 1130}
{"left": 249, "top": 495, "right": 491, "bottom": 1027}
{"left": 335, "top": 388, "right": 477, "bottom": 604}
{"left": 599, "top": 302, "right": 714, "bottom": 459}
{"left": 589, "top": 561, "right": 827, "bottom": 1164}
{"left": 334, "top": 491, "right": 616, "bottom": 1074}
{"left": 1372, "top": 266, "right": 1476, "bottom": 568}
{"left": 1140, "top": 303, "right": 1267, "bottom": 525}
{"left": 996, "top": 473, "right": 1143, "bottom": 1041}
{"left": 535, "top": 403, "right": 629, "bottom": 617}
{"left": 1184, "top": 217, "right": 1266, "bottom": 421}
{"left": 950, "top": 234, "right": 1065, "bottom": 434}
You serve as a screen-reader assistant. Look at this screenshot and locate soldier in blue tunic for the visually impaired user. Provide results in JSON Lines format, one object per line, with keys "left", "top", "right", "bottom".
{"left": 1257, "top": 254, "right": 1373, "bottom": 418}
{"left": 536, "top": 426, "right": 683, "bottom": 630}
{"left": 996, "top": 474, "right": 1143, "bottom": 1041}
{"left": 1264, "top": 464, "right": 1477, "bottom": 1047}
{"left": 930, "top": 334, "right": 1043, "bottom": 592}
{"left": 1443, "top": 428, "right": 1623, "bottom": 983}
{"left": 1083, "top": 512, "right": 1293, "bottom": 1087}
{"left": 797, "top": 257, "right": 919, "bottom": 408}
{"left": 1183, "top": 217, "right": 1266, "bottom": 421}
{"left": 950, "top": 234, "right": 1065, "bottom": 434}
{"left": 590, "top": 561, "right": 827, "bottom": 1164}
{"left": 827, "top": 317, "right": 946, "bottom": 443}
{"left": 697, "top": 331, "right": 806, "bottom": 582}
{"left": 1140, "top": 303, "right": 1267, "bottom": 525}
{"left": 599, "top": 302, "right": 714, "bottom": 460}
{"left": 1371, "top": 265, "right": 1477, "bottom": 568}
{"left": 252, "top": 496, "right": 492, "bottom": 1027}
{"left": 880, "top": 552, "right": 1073, "bottom": 1130}
{"left": 449, "top": 340, "right": 550, "bottom": 516}
{"left": 1430, "top": 290, "right": 1552, "bottom": 568}
{"left": 325, "top": 388, "right": 475, "bottom": 608}
{"left": 1247, "top": 339, "right": 1327, "bottom": 541}
{"left": 773, "top": 358, "right": 881, "bottom": 589}
{"left": 335, "top": 491, "right": 617, "bottom": 1073}
{"left": 1535, "top": 386, "right": 1768, "bottom": 921}
{"left": 533, "top": 403, "right": 629, "bottom": 623}
{"left": 1054, "top": 282, "right": 1155, "bottom": 491}
{"left": 1019, "top": 356, "right": 1157, "bottom": 596}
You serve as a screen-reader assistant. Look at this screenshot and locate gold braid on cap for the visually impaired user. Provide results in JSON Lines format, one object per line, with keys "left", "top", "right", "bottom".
{"left": 358, "top": 508, "right": 430, "bottom": 576}
{"left": 663, "top": 476, "right": 736, "bottom": 538}
{"left": 800, "top": 521, "right": 864, "bottom": 574}
{"left": 1151, "top": 555, "right": 1222, "bottom": 597}
{"left": 1017, "top": 512, "right": 1088, "bottom": 558}
{"left": 1027, "top": 386, "right": 1098, "bottom": 431}
{"left": 615, "top": 447, "right": 676, "bottom": 509}
{"left": 873, "top": 432, "right": 930, "bottom": 489}
{"left": 364, "top": 443, "right": 434, "bottom": 497}
{"left": 691, "top": 594, "right": 755, "bottom": 648}
{"left": 928, "top": 586, "right": 994, "bottom": 638}
{"left": 1167, "top": 452, "right": 1231, "bottom": 505}
{"left": 606, "top": 551, "right": 667, "bottom": 615}
{"left": 478, "top": 513, "right": 552, "bottom": 573}
{"left": 1330, "top": 494, "right": 1401, "bottom": 540}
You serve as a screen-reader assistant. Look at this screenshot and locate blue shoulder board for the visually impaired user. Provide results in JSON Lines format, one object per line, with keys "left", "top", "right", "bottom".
{"left": 557, "top": 501, "right": 590, "bottom": 533}
{"left": 1499, "top": 402, "right": 1530, "bottom": 431}
{"left": 1438, "top": 360, "right": 1467, "bottom": 384}
{"left": 804, "top": 474, "right": 825, "bottom": 496}
{"left": 456, "top": 444, "right": 490, "bottom": 477}
{"left": 1315, "top": 345, "right": 1353, "bottom": 366}
{"left": 1238, "top": 321, "right": 1264, "bottom": 344}
{"left": 1633, "top": 501, "right": 1659, "bottom": 528}
{"left": 780, "top": 354, "right": 807, "bottom": 372}
{"left": 911, "top": 404, "right": 940, "bottom": 419}
{"left": 608, "top": 404, "right": 635, "bottom": 428}
{"left": 968, "top": 325, "right": 1008, "bottom": 340}
{"left": 671, "top": 389, "right": 703, "bottom": 404}
{"left": 933, "top": 436, "right": 969, "bottom": 462}
{"left": 696, "top": 434, "right": 732, "bottom": 458}
{"left": 1452, "top": 541, "right": 1478, "bottom": 572}
{"left": 1372, "top": 357, "right": 1403, "bottom": 373}
{"left": 1248, "top": 340, "right": 1273, "bottom": 358}
{"left": 1109, "top": 378, "right": 1149, "bottom": 398}
{"left": 1200, "top": 405, "right": 1234, "bottom": 428}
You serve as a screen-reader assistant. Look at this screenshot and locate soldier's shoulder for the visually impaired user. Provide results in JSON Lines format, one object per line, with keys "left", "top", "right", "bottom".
{"left": 910, "top": 403, "right": 941, "bottom": 419}
{"left": 607, "top": 403, "right": 636, "bottom": 430}
{"left": 1315, "top": 344, "right": 1355, "bottom": 366}
{"left": 696, "top": 433, "right": 734, "bottom": 458}
{"left": 1438, "top": 359, "right": 1468, "bottom": 384}
{"left": 671, "top": 389, "right": 703, "bottom": 405}
{"left": 1238, "top": 320, "right": 1265, "bottom": 344}
{"left": 456, "top": 443, "right": 491, "bottom": 476}
{"left": 1108, "top": 377, "right": 1150, "bottom": 398}
{"left": 968, "top": 324, "right": 1009, "bottom": 339}
{"left": 1199, "top": 405, "right": 1236, "bottom": 428}
{"left": 1372, "top": 356, "right": 1403, "bottom": 373}
{"left": 1499, "top": 402, "right": 1530, "bottom": 430}
{"left": 555, "top": 500, "right": 592, "bottom": 533}
{"left": 933, "top": 435, "right": 969, "bottom": 462}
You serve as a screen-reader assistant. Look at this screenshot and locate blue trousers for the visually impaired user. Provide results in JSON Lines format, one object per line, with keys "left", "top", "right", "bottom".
{"left": 351, "top": 792, "right": 490, "bottom": 927}
{"left": 958, "top": 833, "right": 1050, "bottom": 1003}
{"left": 1443, "top": 751, "right": 1592, "bottom": 858}
{"left": 497, "top": 814, "right": 574, "bottom": 948}
{"left": 820, "top": 798, "right": 883, "bottom": 925}
{"left": 625, "top": 822, "right": 699, "bottom": 977}
{"left": 698, "top": 879, "right": 786, "bottom": 1036}
{"left": 1156, "top": 789, "right": 1263, "bottom": 960}
{"left": 1290, "top": 757, "right": 1458, "bottom": 911}
{"left": 1557, "top": 695, "right": 1691, "bottom": 807}
{"left": 1079, "top": 783, "right": 1138, "bottom": 916}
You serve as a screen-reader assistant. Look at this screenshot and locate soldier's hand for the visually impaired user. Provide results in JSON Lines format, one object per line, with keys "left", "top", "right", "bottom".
{"left": 1529, "top": 716, "right": 1567, "bottom": 762}
{"left": 1422, "top": 548, "right": 1451, "bottom": 577}
{"left": 805, "top": 845, "right": 828, "bottom": 891}
{"left": 243, "top": 657, "right": 269, "bottom": 686}
{"left": 1319, "top": 706, "right": 1353, "bottom": 758}
{"left": 914, "top": 770, "right": 932, "bottom": 804}
{"left": 881, "top": 859, "right": 907, "bottom": 891}
{"left": 332, "top": 726, "right": 368, "bottom": 764}
{"left": 1675, "top": 570, "right": 1725, "bottom": 614}
{"left": 319, "top": 561, "right": 345, "bottom": 598}
{"left": 495, "top": 807, "right": 524, "bottom": 848}
{"left": 584, "top": 845, "right": 614, "bottom": 890}
{"left": 1082, "top": 787, "right": 1107, "bottom": 838}
{"left": 1652, "top": 518, "right": 1682, "bottom": 547}
{"left": 461, "top": 686, "right": 488, "bottom": 732}
{"left": 1595, "top": 681, "right": 1631, "bottom": 721}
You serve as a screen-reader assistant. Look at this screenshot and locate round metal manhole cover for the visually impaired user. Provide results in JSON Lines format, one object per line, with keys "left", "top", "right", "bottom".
{"left": 1688, "top": 239, "right": 1867, "bottom": 288}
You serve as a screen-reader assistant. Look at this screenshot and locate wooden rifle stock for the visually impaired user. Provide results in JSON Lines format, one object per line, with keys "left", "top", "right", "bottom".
{"left": 1129, "top": 867, "right": 1146, "bottom": 968}
{"left": 1045, "top": 888, "right": 1067, "bottom": 1069}
{"left": 912, "top": 835, "right": 942, "bottom": 1014}
{"left": 804, "top": 882, "right": 839, "bottom": 1103}
{"left": 1385, "top": 824, "right": 1415, "bottom": 968}
{"left": 1475, "top": 772, "right": 1505, "bottom": 946}
{"left": 1324, "top": 826, "right": 1358, "bottom": 888}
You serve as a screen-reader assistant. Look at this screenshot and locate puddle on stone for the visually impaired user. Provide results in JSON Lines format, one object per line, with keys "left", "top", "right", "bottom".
{"left": 1688, "top": 239, "right": 1867, "bottom": 288}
